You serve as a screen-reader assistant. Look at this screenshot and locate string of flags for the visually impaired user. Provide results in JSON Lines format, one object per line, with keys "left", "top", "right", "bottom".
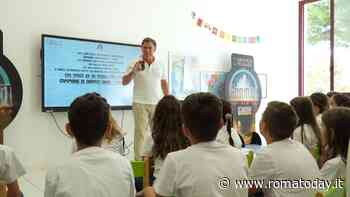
{"left": 191, "top": 11, "right": 260, "bottom": 44}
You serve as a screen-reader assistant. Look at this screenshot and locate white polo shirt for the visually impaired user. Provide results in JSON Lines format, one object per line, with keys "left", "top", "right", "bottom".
{"left": 293, "top": 124, "right": 319, "bottom": 156}
{"left": 0, "top": 145, "right": 26, "bottom": 184}
{"left": 154, "top": 141, "right": 248, "bottom": 197}
{"left": 321, "top": 156, "right": 346, "bottom": 185}
{"left": 249, "top": 138, "right": 321, "bottom": 197}
{"left": 71, "top": 135, "right": 125, "bottom": 155}
{"left": 45, "top": 147, "right": 135, "bottom": 197}
{"left": 126, "top": 58, "right": 167, "bottom": 105}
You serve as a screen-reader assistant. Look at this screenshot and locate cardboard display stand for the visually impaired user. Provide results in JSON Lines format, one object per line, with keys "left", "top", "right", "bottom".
{"left": 224, "top": 53, "right": 262, "bottom": 135}
{"left": 0, "top": 29, "right": 23, "bottom": 197}
{"left": 0, "top": 30, "right": 23, "bottom": 134}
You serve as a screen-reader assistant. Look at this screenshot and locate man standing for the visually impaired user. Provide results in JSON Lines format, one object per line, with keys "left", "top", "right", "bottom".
{"left": 122, "top": 38, "right": 169, "bottom": 160}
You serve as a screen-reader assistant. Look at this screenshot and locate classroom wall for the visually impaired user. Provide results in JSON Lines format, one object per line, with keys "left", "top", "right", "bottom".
{"left": 0, "top": 0, "right": 298, "bottom": 172}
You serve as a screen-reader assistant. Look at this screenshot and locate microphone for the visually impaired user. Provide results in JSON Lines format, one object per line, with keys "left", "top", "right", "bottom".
{"left": 139, "top": 60, "right": 145, "bottom": 71}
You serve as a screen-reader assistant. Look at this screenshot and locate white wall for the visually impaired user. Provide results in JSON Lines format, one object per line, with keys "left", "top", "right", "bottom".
{"left": 0, "top": 0, "right": 299, "bottom": 173}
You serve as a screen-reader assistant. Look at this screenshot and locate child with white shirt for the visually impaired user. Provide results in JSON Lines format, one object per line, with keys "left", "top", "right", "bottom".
{"left": 141, "top": 95, "right": 189, "bottom": 180}
{"left": 216, "top": 99, "right": 244, "bottom": 148}
{"left": 0, "top": 106, "right": 26, "bottom": 197}
{"left": 71, "top": 109, "right": 126, "bottom": 154}
{"left": 290, "top": 97, "right": 326, "bottom": 165}
{"left": 320, "top": 107, "right": 350, "bottom": 185}
{"left": 144, "top": 92, "right": 248, "bottom": 197}
{"left": 44, "top": 93, "right": 135, "bottom": 197}
{"left": 137, "top": 96, "right": 189, "bottom": 193}
{"left": 0, "top": 145, "right": 26, "bottom": 197}
{"left": 249, "top": 101, "right": 321, "bottom": 197}
{"left": 310, "top": 92, "right": 329, "bottom": 126}
{"left": 329, "top": 93, "right": 350, "bottom": 108}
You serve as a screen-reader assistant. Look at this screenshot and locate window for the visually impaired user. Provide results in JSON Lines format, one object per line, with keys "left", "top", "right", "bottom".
{"left": 298, "top": 0, "right": 348, "bottom": 95}
{"left": 303, "top": 0, "right": 331, "bottom": 95}
{"left": 334, "top": 0, "right": 350, "bottom": 91}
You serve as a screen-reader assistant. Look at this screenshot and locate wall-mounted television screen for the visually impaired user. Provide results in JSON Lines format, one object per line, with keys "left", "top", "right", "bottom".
{"left": 41, "top": 34, "right": 140, "bottom": 112}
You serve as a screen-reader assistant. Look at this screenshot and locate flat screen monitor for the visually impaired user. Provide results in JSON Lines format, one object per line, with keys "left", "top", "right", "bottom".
{"left": 41, "top": 34, "right": 140, "bottom": 112}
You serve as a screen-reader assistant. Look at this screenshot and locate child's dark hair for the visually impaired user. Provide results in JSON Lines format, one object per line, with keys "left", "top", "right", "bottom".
{"left": 332, "top": 94, "right": 350, "bottom": 108}
{"left": 262, "top": 101, "right": 297, "bottom": 141}
{"left": 152, "top": 95, "right": 189, "bottom": 160}
{"left": 290, "top": 97, "right": 322, "bottom": 145}
{"left": 322, "top": 107, "right": 350, "bottom": 161}
{"left": 310, "top": 92, "right": 329, "bottom": 114}
{"left": 182, "top": 92, "right": 222, "bottom": 142}
{"left": 68, "top": 92, "right": 110, "bottom": 146}
{"left": 327, "top": 91, "right": 338, "bottom": 98}
{"left": 221, "top": 99, "right": 234, "bottom": 146}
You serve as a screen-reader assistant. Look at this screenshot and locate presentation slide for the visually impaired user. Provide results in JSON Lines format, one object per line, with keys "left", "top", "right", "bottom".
{"left": 42, "top": 36, "right": 140, "bottom": 110}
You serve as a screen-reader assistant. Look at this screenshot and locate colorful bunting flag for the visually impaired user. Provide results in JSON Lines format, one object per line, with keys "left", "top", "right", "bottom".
{"left": 248, "top": 37, "right": 256, "bottom": 43}
{"left": 204, "top": 22, "right": 212, "bottom": 31}
{"left": 191, "top": 11, "right": 196, "bottom": 19}
{"left": 197, "top": 18, "right": 203, "bottom": 27}
{"left": 191, "top": 11, "right": 260, "bottom": 44}
{"left": 219, "top": 31, "right": 225, "bottom": 39}
{"left": 224, "top": 33, "right": 232, "bottom": 42}
{"left": 232, "top": 35, "right": 237, "bottom": 42}
{"left": 212, "top": 27, "right": 218, "bottom": 35}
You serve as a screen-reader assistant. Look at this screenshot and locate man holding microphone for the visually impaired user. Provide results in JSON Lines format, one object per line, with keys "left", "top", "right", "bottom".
{"left": 122, "top": 37, "right": 169, "bottom": 160}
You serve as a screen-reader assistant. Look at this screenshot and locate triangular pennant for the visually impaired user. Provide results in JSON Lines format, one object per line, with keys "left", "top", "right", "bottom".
{"left": 219, "top": 31, "right": 225, "bottom": 39}
{"left": 232, "top": 35, "right": 237, "bottom": 42}
{"left": 212, "top": 27, "right": 218, "bottom": 35}
{"left": 191, "top": 11, "right": 260, "bottom": 44}
{"left": 191, "top": 11, "right": 196, "bottom": 19}
{"left": 225, "top": 33, "right": 232, "bottom": 41}
{"left": 197, "top": 18, "right": 203, "bottom": 27}
{"left": 248, "top": 37, "right": 256, "bottom": 44}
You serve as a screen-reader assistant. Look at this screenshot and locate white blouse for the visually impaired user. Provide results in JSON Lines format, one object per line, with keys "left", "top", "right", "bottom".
{"left": 216, "top": 127, "right": 243, "bottom": 148}
{"left": 293, "top": 124, "right": 319, "bottom": 156}
{"left": 321, "top": 156, "right": 346, "bottom": 184}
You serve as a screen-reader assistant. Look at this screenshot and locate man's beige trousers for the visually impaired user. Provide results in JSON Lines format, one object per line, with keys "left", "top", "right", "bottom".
{"left": 132, "top": 102, "right": 155, "bottom": 160}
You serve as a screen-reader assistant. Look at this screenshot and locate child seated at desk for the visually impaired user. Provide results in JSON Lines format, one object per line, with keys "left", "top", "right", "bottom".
{"left": 141, "top": 95, "right": 189, "bottom": 183}
{"left": 320, "top": 107, "right": 350, "bottom": 185}
{"left": 216, "top": 99, "right": 244, "bottom": 148}
{"left": 45, "top": 93, "right": 135, "bottom": 197}
{"left": 144, "top": 93, "right": 248, "bottom": 197}
{"left": 249, "top": 101, "right": 320, "bottom": 197}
